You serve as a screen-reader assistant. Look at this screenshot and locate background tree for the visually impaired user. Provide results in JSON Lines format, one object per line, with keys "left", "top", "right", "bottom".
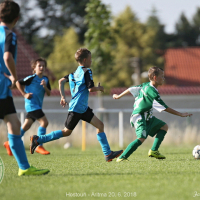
{"left": 175, "top": 13, "right": 196, "bottom": 47}
{"left": 108, "top": 6, "right": 163, "bottom": 88}
{"left": 146, "top": 7, "right": 167, "bottom": 50}
{"left": 192, "top": 7, "right": 200, "bottom": 46}
{"left": 15, "top": 0, "right": 89, "bottom": 57}
{"left": 84, "top": 0, "right": 113, "bottom": 89}
{"left": 47, "top": 28, "right": 80, "bottom": 88}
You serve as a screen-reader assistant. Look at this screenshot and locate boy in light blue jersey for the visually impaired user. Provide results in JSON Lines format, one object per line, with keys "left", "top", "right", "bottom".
{"left": 113, "top": 67, "right": 192, "bottom": 162}
{"left": 4, "top": 58, "right": 51, "bottom": 155}
{"left": 0, "top": 0, "right": 49, "bottom": 176}
{"left": 30, "top": 48, "right": 123, "bottom": 162}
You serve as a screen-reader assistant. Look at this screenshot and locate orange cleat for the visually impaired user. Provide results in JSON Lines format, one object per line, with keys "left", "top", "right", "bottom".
{"left": 4, "top": 141, "right": 13, "bottom": 156}
{"left": 35, "top": 146, "right": 50, "bottom": 155}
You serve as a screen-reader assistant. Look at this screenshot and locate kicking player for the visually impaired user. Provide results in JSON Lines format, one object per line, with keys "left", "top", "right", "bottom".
{"left": 113, "top": 67, "right": 192, "bottom": 162}
{"left": 30, "top": 48, "right": 123, "bottom": 162}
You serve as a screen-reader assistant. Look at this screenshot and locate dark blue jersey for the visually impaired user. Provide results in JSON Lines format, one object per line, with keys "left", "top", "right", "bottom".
{"left": 0, "top": 26, "right": 17, "bottom": 99}
{"left": 64, "top": 66, "right": 94, "bottom": 113}
{"left": 18, "top": 74, "right": 51, "bottom": 112}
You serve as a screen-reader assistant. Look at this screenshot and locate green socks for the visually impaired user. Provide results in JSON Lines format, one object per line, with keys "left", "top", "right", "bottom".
{"left": 119, "top": 129, "right": 167, "bottom": 159}
{"left": 119, "top": 139, "right": 142, "bottom": 159}
{"left": 151, "top": 129, "right": 167, "bottom": 151}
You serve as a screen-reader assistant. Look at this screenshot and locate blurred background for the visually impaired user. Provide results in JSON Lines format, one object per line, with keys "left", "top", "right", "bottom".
{"left": 1, "top": 0, "right": 200, "bottom": 149}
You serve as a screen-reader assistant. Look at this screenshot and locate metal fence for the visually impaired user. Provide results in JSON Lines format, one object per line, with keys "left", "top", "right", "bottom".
{"left": 17, "top": 108, "right": 199, "bottom": 148}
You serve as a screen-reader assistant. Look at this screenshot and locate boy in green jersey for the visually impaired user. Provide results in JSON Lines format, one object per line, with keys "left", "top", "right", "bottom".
{"left": 113, "top": 67, "right": 192, "bottom": 161}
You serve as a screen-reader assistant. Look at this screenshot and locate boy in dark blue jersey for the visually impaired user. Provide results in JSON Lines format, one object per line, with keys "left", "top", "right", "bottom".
{"left": 30, "top": 48, "right": 123, "bottom": 162}
{"left": 0, "top": 0, "right": 49, "bottom": 176}
{"left": 4, "top": 58, "right": 51, "bottom": 155}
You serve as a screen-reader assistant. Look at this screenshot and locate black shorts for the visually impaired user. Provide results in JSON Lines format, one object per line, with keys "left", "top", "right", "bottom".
{"left": 65, "top": 107, "right": 94, "bottom": 130}
{"left": 26, "top": 109, "right": 45, "bottom": 122}
{"left": 0, "top": 96, "right": 16, "bottom": 119}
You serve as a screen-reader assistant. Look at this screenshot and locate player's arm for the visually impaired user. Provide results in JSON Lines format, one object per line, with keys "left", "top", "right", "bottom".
{"left": 84, "top": 69, "right": 102, "bottom": 92}
{"left": 152, "top": 91, "right": 192, "bottom": 117}
{"left": 3, "top": 52, "right": 17, "bottom": 89}
{"left": 89, "top": 83, "right": 104, "bottom": 93}
{"left": 3, "top": 32, "right": 18, "bottom": 88}
{"left": 41, "top": 78, "right": 51, "bottom": 96}
{"left": 16, "top": 80, "right": 32, "bottom": 99}
{"left": 164, "top": 107, "right": 192, "bottom": 117}
{"left": 114, "top": 84, "right": 143, "bottom": 100}
{"left": 113, "top": 89, "right": 130, "bottom": 100}
{"left": 43, "top": 86, "right": 51, "bottom": 96}
{"left": 59, "top": 76, "right": 68, "bottom": 107}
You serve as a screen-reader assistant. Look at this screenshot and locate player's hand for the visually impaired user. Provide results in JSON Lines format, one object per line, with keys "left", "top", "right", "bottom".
{"left": 113, "top": 94, "right": 119, "bottom": 99}
{"left": 40, "top": 79, "right": 46, "bottom": 88}
{"left": 60, "top": 97, "right": 68, "bottom": 107}
{"left": 4, "top": 73, "right": 16, "bottom": 89}
{"left": 98, "top": 82, "right": 104, "bottom": 93}
{"left": 24, "top": 93, "right": 33, "bottom": 99}
{"left": 180, "top": 112, "right": 193, "bottom": 117}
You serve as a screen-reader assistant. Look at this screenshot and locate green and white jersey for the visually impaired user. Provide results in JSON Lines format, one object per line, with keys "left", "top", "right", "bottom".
{"left": 129, "top": 82, "right": 168, "bottom": 121}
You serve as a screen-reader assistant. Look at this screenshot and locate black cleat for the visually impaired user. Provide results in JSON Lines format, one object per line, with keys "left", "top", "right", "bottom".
{"left": 30, "top": 135, "right": 39, "bottom": 154}
{"left": 105, "top": 150, "right": 123, "bottom": 162}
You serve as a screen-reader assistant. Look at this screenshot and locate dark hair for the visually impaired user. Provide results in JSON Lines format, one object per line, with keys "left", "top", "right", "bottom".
{"left": 0, "top": 1, "right": 20, "bottom": 23}
{"left": 31, "top": 58, "right": 47, "bottom": 74}
{"left": 148, "top": 67, "right": 164, "bottom": 81}
{"left": 75, "top": 48, "right": 91, "bottom": 63}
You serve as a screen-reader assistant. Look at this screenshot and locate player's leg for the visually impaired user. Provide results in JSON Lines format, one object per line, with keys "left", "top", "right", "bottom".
{"left": 87, "top": 108, "right": 123, "bottom": 162}
{"left": 4, "top": 117, "right": 34, "bottom": 156}
{"left": 148, "top": 117, "right": 168, "bottom": 159}
{"left": 21, "top": 115, "right": 35, "bottom": 137}
{"left": 117, "top": 114, "right": 146, "bottom": 162}
{"left": 4, "top": 113, "right": 50, "bottom": 176}
{"left": 30, "top": 111, "right": 77, "bottom": 154}
{"left": 35, "top": 114, "right": 50, "bottom": 155}
{"left": 5, "top": 113, "right": 29, "bottom": 167}
{"left": 90, "top": 115, "right": 110, "bottom": 154}
{"left": 151, "top": 124, "right": 168, "bottom": 151}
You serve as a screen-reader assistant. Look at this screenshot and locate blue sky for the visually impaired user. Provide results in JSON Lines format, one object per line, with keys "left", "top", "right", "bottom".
{"left": 101, "top": 0, "right": 200, "bottom": 33}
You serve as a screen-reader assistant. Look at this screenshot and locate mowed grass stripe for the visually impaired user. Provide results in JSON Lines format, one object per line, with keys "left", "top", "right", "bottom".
{"left": 0, "top": 146, "right": 199, "bottom": 200}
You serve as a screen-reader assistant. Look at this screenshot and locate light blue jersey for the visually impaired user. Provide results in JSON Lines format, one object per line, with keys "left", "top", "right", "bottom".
{"left": 18, "top": 74, "right": 51, "bottom": 112}
{"left": 0, "top": 26, "right": 17, "bottom": 99}
{"left": 64, "top": 66, "right": 94, "bottom": 113}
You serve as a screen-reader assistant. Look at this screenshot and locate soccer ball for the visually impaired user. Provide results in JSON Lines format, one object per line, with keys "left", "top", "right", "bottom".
{"left": 193, "top": 145, "right": 200, "bottom": 159}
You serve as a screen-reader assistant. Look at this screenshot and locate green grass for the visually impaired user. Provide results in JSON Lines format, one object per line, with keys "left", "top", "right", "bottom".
{"left": 0, "top": 145, "right": 199, "bottom": 200}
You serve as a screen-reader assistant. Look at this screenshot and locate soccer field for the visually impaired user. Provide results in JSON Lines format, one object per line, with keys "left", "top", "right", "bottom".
{"left": 0, "top": 145, "right": 199, "bottom": 200}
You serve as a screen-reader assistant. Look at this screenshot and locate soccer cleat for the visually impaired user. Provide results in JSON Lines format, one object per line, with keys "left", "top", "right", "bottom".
{"left": 148, "top": 149, "right": 166, "bottom": 159}
{"left": 30, "top": 135, "right": 39, "bottom": 154}
{"left": 105, "top": 150, "right": 123, "bottom": 162}
{"left": 18, "top": 165, "right": 50, "bottom": 176}
{"left": 116, "top": 157, "right": 129, "bottom": 162}
{"left": 4, "top": 141, "right": 13, "bottom": 156}
{"left": 35, "top": 146, "right": 50, "bottom": 155}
